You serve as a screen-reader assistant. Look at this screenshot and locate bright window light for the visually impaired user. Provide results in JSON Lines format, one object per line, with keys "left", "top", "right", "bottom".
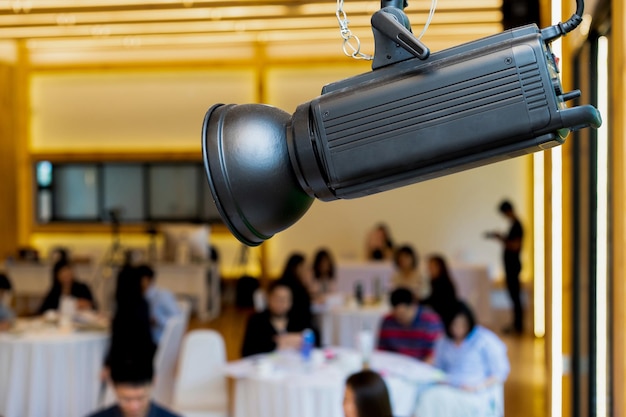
{"left": 533, "top": 152, "right": 545, "bottom": 338}
{"left": 595, "top": 34, "right": 609, "bottom": 417}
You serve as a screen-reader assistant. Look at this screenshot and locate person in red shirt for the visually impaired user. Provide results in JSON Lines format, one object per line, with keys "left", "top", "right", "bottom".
{"left": 377, "top": 288, "right": 443, "bottom": 362}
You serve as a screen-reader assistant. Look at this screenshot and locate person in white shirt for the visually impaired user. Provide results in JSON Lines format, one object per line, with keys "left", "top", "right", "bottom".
{"left": 138, "top": 265, "right": 180, "bottom": 344}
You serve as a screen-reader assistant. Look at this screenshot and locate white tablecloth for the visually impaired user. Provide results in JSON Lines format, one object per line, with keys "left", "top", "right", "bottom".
{"left": 319, "top": 304, "right": 388, "bottom": 348}
{"left": 0, "top": 322, "right": 109, "bottom": 417}
{"left": 224, "top": 348, "right": 444, "bottom": 417}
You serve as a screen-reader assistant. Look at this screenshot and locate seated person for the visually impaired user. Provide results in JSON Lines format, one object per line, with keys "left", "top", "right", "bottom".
{"left": 280, "top": 253, "right": 314, "bottom": 326}
{"left": 241, "top": 280, "right": 316, "bottom": 357}
{"left": 377, "top": 288, "right": 443, "bottom": 361}
{"left": 38, "top": 259, "right": 95, "bottom": 314}
{"left": 0, "top": 273, "right": 15, "bottom": 331}
{"left": 390, "top": 245, "right": 426, "bottom": 299}
{"left": 89, "top": 358, "right": 180, "bottom": 417}
{"left": 310, "top": 248, "right": 337, "bottom": 302}
{"left": 415, "top": 301, "right": 509, "bottom": 417}
{"left": 433, "top": 301, "right": 510, "bottom": 390}
{"left": 343, "top": 370, "right": 393, "bottom": 417}
{"left": 365, "top": 223, "right": 394, "bottom": 261}
{"left": 137, "top": 265, "right": 180, "bottom": 344}
{"left": 421, "top": 254, "right": 458, "bottom": 324}
{"left": 105, "top": 266, "right": 157, "bottom": 376}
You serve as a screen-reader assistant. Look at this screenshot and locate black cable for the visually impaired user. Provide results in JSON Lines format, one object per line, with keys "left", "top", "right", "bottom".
{"left": 541, "top": 0, "right": 585, "bottom": 42}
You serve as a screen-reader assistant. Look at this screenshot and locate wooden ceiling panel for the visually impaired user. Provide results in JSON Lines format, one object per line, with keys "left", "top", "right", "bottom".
{"left": 0, "top": 0, "right": 503, "bottom": 65}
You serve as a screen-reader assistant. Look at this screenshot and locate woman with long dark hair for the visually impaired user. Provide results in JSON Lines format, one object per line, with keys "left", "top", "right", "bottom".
{"left": 343, "top": 370, "right": 393, "bottom": 417}
{"left": 421, "top": 255, "right": 458, "bottom": 323}
{"left": 311, "top": 248, "right": 337, "bottom": 301}
{"left": 280, "top": 253, "right": 313, "bottom": 326}
{"left": 104, "top": 266, "right": 156, "bottom": 374}
{"left": 38, "top": 259, "right": 95, "bottom": 314}
{"left": 241, "top": 280, "right": 311, "bottom": 357}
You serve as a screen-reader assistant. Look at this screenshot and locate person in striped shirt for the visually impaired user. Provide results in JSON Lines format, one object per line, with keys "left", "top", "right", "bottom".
{"left": 377, "top": 288, "right": 443, "bottom": 362}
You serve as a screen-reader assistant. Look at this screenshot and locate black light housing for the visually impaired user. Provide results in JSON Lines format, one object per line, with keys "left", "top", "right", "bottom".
{"left": 202, "top": 0, "right": 601, "bottom": 246}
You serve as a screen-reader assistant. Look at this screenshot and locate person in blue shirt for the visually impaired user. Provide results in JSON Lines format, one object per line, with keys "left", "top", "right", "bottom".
{"left": 433, "top": 301, "right": 510, "bottom": 390}
{"left": 89, "top": 357, "right": 180, "bottom": 417}
{"left": 0, "top": 273, "right": 15, "bottom": 331}
{"left": 416, "top": 301, "right": 510, "bottom": 417}
{"left": 137, "top": 265, "right": 180, "bottom": 344}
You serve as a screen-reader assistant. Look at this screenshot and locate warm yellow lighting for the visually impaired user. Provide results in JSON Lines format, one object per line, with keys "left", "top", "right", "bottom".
{"left": 0, "top": 6, "right": 291, "bottom": 26}
{"left": 1, "top": 0, "right": 501, "bottom": 12}
{"left": 533, "top": 151, "right": 546, "bottom": 338}
{"left": 595, "top": 35, "right": 609, "bottom": 417}
{"left": 55, "top": 13, "right": 76, "bottom": 26}
{"left": 0, "top": 0, "right": 503, "bottom": 65}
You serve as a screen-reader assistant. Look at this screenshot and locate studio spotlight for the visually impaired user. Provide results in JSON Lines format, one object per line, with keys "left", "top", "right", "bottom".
{"left": 202, "top": 0, "right": 601, "bottom": 246}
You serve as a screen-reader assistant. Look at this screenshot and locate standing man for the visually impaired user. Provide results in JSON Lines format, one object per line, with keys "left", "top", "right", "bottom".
{"left": 487, "top": 200, "right": 524, "bottom": 334}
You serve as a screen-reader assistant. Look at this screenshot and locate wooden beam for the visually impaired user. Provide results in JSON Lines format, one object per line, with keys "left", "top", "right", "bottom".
{"left": 611, "top": 0, "right": 625, "bottom": 413}
{"left": 0, "top": 63, "right": 18, "bottom": 260}
{"left": 15, "top": 40, "right": 32, "bottom": 248}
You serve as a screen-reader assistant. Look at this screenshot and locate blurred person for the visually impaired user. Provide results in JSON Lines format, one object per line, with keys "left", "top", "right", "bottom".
{"left": 421, "top": 255, "right": 458, "bottom": 324}
{"left": 311, "top": 248, "right": 337, "bottom": 301}
{"left": 390, "top": 245, "right": 425, "bottom": 298}
{"left": 137, "top": 265, "right": 180, "bottom": 344}
{"left": 241, "top": 280, "right": 317, "bottom": 357}
{"left": 89, "top": 358, "right": 180, "bottom": 417}
{"left": 0, "top": 273, "right": 15, "bottom": 331}
{"left": 434, "top": 301, "right": 510, "bottom": 390}
{"left": 377, "top": 288, "right": 443, "bottom": 361}
{"left": 365, "top": 223, "right": 394, "bottom": 261}
{"left": 38, "top": 259, "right": 96, "bottom": 314}
{"left": 486, "top": 200, "right": 524, "bottom": 334}
{"left": 104, "top": 266, "right": 156, "bottom": 381}
{"left": 280, "top": 253, "right": 314, "bottom": 326}
{"left": 343, "top": 370, "right": 393, "bottom": 417}
{"left": 416, "top": 301, "right": 509, "bottom": 417}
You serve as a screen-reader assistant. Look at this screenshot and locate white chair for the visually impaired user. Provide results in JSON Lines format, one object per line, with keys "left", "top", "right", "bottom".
{"left": 153, "top": 316, "right": 187, "bottom": 407}
{"left": 172, "top": 330, "right": 228, "bottom": 417}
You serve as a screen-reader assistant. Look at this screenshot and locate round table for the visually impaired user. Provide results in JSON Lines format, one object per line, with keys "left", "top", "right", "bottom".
{"left": 224, "top": 348, "right": 444, "bottom": 417}
{"left": 0, "top": 321, "right": 109, "bottom": 417}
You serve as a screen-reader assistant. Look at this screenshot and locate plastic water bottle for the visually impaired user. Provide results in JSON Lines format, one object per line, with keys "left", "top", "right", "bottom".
{"left": 354, "top": 282, "right": 364, "bottom": 306}
{"left": 301, "top": 328, "right": 315, "bottom": 362}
